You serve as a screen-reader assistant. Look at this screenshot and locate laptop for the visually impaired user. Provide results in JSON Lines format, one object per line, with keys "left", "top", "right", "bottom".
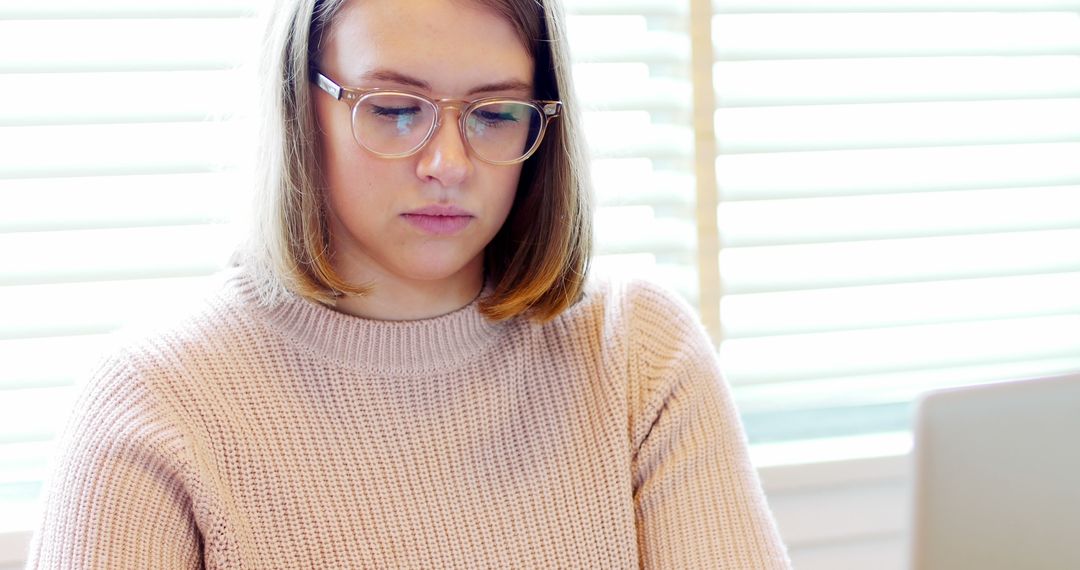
{"left": 909, "top": 373, "right": 1080, "bottom": 570}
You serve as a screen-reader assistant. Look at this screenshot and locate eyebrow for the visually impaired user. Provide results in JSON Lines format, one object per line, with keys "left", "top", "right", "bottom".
{"left": 359, "top": 69, "right": 533, "bottom": 96}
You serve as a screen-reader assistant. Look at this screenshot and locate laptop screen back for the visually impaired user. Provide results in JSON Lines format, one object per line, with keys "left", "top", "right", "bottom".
{"left": 910, "top": 373, "right": 1080, "bottom": 570}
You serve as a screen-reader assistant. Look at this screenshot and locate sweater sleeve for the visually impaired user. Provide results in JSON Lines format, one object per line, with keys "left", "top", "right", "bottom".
{"left": 627, "top": 282, "right": 791, "bottom": 569}
{"left": 25, "top": 353, "right": 203, "bottom": 570}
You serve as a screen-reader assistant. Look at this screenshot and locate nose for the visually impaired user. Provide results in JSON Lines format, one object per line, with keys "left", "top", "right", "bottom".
{"left": 415, "top": 110, "right": 471, "bottom": 187}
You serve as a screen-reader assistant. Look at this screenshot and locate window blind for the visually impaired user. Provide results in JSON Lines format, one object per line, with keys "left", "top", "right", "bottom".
{"left": 0, "top": 3, "right": 257, "bottom": 534}
{"left": 0, "top": 0, "right": 699, "bottom": 533}
{"left": 572, "top": 1, "right": 700, "bottom": 303}
{"left": 711, "top": 0, "right": 1080, "bottom": 443}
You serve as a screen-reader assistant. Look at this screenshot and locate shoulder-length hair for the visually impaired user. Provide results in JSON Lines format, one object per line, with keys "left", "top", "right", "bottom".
{"left": 246, "top": 0, "right": 592, "bottom": 322}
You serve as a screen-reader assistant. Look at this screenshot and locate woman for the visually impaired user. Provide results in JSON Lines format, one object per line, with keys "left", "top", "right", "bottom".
{"left": 27, "top": 0, "right": 791, "bottom": 567}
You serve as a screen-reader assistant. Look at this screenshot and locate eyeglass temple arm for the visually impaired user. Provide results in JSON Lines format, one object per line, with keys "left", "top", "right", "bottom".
{"left": 311, "top": 71, "right": 343, "bottom": 100}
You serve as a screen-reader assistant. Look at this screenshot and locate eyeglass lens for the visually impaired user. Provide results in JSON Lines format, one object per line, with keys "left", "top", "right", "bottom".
{"left": 351, "top": 93, "right": 544, "bottom": 162}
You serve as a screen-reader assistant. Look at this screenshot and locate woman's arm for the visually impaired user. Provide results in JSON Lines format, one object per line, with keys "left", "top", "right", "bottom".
{"left": 26, "top": 355, "right": 203, "bottom": 570}
{"left": 627, "top": 282, "right": 791, "bottom": 569}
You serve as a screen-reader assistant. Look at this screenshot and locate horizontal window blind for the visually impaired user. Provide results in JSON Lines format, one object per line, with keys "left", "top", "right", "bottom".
{"left": 573, "top": 2, "right": 700, "bottom": 302}
{"left": 0, "top": 4, "right": 256, "bottom": 534}
{"left": 0, "top": 0, "right": 698, "bottom": 532}
{"left": 712, "top": 1, "right": 1080, "bottom": 443}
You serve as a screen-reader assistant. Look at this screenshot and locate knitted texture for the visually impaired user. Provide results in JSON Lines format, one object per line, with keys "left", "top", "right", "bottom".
{"left": 26, "top": 268, "right": 791, "bottom": 569}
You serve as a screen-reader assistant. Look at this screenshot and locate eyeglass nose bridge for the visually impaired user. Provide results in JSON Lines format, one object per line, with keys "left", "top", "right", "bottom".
{"left": 428, "top": 98, "right": 471, "bottom": 129}
{"left": 404, "top": 99, "right": 471, "bottom": 161}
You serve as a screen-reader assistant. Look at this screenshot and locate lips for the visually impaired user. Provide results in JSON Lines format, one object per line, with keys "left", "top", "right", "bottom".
{"left": 401, "top": 205, "right": 474, "bottom": 235}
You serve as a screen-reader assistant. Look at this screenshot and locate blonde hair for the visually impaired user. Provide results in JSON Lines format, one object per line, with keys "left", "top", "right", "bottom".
{"left": 245, "top": 0, "right": 592, "bottom": 322}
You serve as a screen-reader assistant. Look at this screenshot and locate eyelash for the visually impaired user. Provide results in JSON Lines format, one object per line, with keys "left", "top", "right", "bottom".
{"left": 473, "top": 110, "right": 518, "bottom": 127}
{"left": 370, "top": 106, "right": 421, "bottom": 117}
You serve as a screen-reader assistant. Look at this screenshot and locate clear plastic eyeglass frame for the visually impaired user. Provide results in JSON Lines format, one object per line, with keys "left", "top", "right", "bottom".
{"left": 311, "top": 71, "right": 562, "bottom": 165}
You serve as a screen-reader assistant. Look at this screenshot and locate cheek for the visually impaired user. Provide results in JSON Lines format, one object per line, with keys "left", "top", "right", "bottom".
{"left": 317, "top": 116, "right": 390, "bottom": 211}
{"left": 499, "top": 166, "right": 525, "bottom": 210}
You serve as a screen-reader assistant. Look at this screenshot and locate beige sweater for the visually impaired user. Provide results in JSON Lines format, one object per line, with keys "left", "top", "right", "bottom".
{"left": 27, "top": 269, "right": 791, "bottom": 569}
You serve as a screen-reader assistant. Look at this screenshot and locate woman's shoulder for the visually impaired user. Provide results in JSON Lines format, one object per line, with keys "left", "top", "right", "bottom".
{"left": 566, "top": 273, "right": 701, "bottom": 333}
{"left": 536, "top": 273, "right": 709, "bottom": 367}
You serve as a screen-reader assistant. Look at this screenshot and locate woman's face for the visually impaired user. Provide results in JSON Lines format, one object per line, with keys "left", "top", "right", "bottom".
{"left": 313, "top": 0, "right": 533, "bottom": 294}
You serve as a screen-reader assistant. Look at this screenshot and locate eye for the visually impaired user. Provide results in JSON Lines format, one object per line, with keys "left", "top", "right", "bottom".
{"left": 473, "top": 108, "right": 521, "bottom": 127}
{"left": 370, "top": 105, "right": 422, "bottom": 119}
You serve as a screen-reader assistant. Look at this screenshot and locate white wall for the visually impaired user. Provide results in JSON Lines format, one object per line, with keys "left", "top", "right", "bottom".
{"left": 767, "top": 454, "right": 911, "bottom": 569}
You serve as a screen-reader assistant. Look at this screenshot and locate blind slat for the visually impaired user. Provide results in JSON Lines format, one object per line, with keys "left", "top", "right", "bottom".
{"left": 722, "top": 271, "right": 1080, "bottom": 338}
{"left": 720, "top": 228, "right": 1080, "bottom": 294}
{"left": 721, "top": 314, "right": 1080, "bottom": 385}
{"left": 0, "top": 387, "right": 77, "bottom": 444}
{"left": 0, "top": 443, "right": 54, "bottom": 489}
{"left": 714, "top": 0, "right": 1080, "bottom": 13}
{"left": 716, "top": 98, "right": 1080, "bottom": 154}
{"left": 0, "top": 276, "right": 221, "bottom": 339}
{"left": 569, "top": 0, "right": 686, "bottom": 16}
{"left": 717, "top": 142, "right": 1080, "bottom": 200}
{"left": 719, "top": 185, "right": 1080, "bottom": 247}
{"left": 715, "top": 56, "right": 1080, "bottom": 107}
{"left": 735, "top": 357, "right": 1080, "bottom": 415}
{"left": 583, "top": 119, "right": 694, "bottom": 159}
{"left": 570, "top": 30, "right": 689, "bottom": 64}
{"left": 593, "top": 160, "right": 695, "bottom": 209}
{"left": 0, "top": 122, "right": 241, "bottom": 178}
{"left": 0, "top": 224, "right": 233, "bottom": 286}
{"left": 0, "top": 19, "right": 255, "bottom": 72}
{"left": 578, "top": 75, "right": 691, "bottom": 113}
{"left": 0, "top": 71, "right": 243, "bottom": 127}
{"left": 714, "top": 13, "right": 1080, "bottom": 60}
{"left": 0, "top": 335, "right": 112, "bottom": 390}
{"left": 0, "top": 173, "right": 237, "bottom": 232}
{"left": 0, "top": 1, "right": 255, "bottom": 19}
{"left": 594, "top": 213, "right": 696, "bottom": 255}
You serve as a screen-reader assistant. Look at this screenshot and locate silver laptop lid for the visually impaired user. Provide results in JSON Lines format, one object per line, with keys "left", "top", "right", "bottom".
{"left": 910, "top": 373, "right": 1080, "bottom": 570}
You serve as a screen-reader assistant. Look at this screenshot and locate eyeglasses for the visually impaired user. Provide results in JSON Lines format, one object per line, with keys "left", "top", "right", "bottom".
{"left": 311, "top": 71, "right": 562, "bottom": 165}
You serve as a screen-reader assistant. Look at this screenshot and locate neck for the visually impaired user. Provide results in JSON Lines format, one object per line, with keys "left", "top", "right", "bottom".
{"left": 332, "top": 270, "right": 484, "bottom": 321}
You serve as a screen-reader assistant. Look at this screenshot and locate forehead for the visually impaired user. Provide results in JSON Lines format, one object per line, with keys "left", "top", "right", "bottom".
{"left": 319, "top": 0, "right": 533, "bottom": 92}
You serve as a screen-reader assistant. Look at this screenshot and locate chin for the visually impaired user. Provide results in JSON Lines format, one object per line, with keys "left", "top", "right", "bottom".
{"left": 394, "top": 257, "right": 481, "bottom": 284}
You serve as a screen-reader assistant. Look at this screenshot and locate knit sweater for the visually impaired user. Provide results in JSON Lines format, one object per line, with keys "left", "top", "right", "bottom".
{"left": 26, "top": 268, "right": 791, "bottom": 569}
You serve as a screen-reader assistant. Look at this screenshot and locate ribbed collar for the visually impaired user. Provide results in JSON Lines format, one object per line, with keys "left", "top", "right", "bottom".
{"left": 228, "top": 269, "right": 505, "bottom": 376}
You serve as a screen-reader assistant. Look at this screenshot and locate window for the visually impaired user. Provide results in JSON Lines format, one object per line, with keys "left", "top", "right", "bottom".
{"left": 1, "top": 2, "right": 259, "bottom": 535}
{"left": 710, "top": 2, "right": 1080, "bottom": 447}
